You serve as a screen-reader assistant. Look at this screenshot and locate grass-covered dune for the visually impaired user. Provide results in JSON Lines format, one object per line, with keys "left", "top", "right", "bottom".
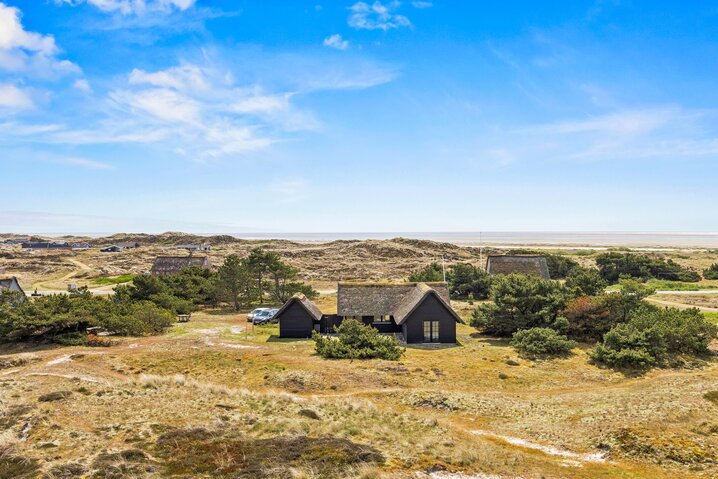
{"left": 1, "top": 309, "right": 717, "bottom": 478}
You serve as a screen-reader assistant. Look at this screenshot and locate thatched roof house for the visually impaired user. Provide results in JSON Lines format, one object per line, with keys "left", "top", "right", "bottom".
{"left": 0, "top": 276, "right": 25, "bottom": 295}
{"left": 277, "top": 281, "right": 462, "bottom": 343}
{"left": 150, "top": 256, "right": 211, "bottom": 275}
{"left": 485, "top": 255, "right": 550, "bottom": 279}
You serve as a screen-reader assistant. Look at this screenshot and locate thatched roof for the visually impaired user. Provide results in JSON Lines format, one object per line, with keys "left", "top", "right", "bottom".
{"left": 486, "top": 255, "right": 550, "bottom": 279}
{"left": 392, "top": 282, "right": 464, "bottom": 325}
{"left": 0, "top": 276, "right": 24, "bottom": 294}
{"left": 150, "top": 256, "right": 211, "bottom": 275}
{"left": 337, "top": 282, "right": 460, "bottom": 323}
{"left": 275, "top": 293, "right": 323, "bottom": 321}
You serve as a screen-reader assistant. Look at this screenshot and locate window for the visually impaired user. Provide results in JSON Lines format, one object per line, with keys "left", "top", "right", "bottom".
{"left": 373, "top": 315, "right": 391, "bottom": 323}
{"left": 423, "top": 320, "right": 440, "bottom": 343}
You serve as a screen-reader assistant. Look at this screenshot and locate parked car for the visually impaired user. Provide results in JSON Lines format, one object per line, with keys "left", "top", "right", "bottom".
{"left": 269, "top": 308, "right": 280, "bottom": 323}
{"left": 252, "top": 309, "right": 274, "bottom": 325}
{"left": 247, "top": 307, "right": 270, "bottom": 322}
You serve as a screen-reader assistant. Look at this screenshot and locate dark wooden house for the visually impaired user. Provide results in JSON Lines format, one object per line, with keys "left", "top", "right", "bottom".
{"left": 275, "top": 293, "right": 323, "bottom": 338}
{"left": 150, "top": 256, "right": 212, "bottom": 275}
{"left": 485, "top": 255, "right": 550, "bottom": 279}
{"left": 277, "top": 282, "right": 462, "bottom": 343}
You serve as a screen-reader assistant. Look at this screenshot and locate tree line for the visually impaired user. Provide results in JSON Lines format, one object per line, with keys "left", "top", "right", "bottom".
{"left": 0, "top": 248, "right": 316, "bottom": 344}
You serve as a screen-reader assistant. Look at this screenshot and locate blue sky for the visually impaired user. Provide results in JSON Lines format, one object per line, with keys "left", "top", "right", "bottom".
{"left": 1, "top": 1, "right": 717, "bottom": 234}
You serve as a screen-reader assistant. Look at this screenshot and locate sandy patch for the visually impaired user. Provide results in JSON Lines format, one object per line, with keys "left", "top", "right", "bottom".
{"left": 26, "top": 372, "right": 106, "bottom": 384}
{"left": 204, "top": 339, "right": 257, "bottom": 350}
{"left": 47, "top": 354, "right": 73, "bottom": 366}
{"left": 470, "top": 430, "right": 606, "bottom": 463}
{"left": 417, "top": 473, "right": 524, "bottom": 479}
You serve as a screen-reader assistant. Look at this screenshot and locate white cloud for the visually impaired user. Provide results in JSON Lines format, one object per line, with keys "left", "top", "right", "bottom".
{"left": 411, "top": 1, "right": 432, "bottom": 8}
{"left": 73, "top": 79, "right": 92, "bottom": 92}
{"left": 129, "top": 63, "right": 208, "bottom": 91}
{"left": 0, "top": 3, "right": 79, "bottom": 77}
{"left": 0, "top": 82, "right": 33, "bottom": 109}
{"left": 56, "top": 0, "right": 195, "bottom": 15}
{"left": 230, "top": 93, "right": 292, "bottom": 114}
{"left": 60, "top": 157, "right": 114, "bottom": 169}
{"left": 111, "top": 87, "right": 201, "bottom": 123}
{"left": 348, "top": 1, "right": 411, "bottom": 30}
{"left": 323, "top": 34, "right": 349, "bottom": 50}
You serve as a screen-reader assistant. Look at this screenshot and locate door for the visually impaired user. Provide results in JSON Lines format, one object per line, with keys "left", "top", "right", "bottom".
{"left": 423, "top": 320, "right": 440, "bottom": 343}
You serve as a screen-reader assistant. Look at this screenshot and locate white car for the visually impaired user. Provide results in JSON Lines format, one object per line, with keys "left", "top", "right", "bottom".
{"left": 247, "top": 307, "right": 270, "bottom": 322}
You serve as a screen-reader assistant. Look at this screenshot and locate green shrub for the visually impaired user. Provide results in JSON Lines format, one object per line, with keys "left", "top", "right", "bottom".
{"left": 471, "top": 274, "right": 570, "bottom": 336}
{"left": 313, "top": 318, "right": 404, "bottom": 360}
{"left": 703, "top": 263, "right": 718, "bottom": 280}
{"left": 0, "top": 294, "right": 174, "bottom": 343}
{"left": 53, "top": 331, "right": 89, "bottom": 346}
{"left": 565, "top": 267, "right": 607, "bottom": 296}
{"left": 409, "top": 262, "right": 492, "bottom": 299}
{"left": 590, "top": 306, "right": 717, "bottom": 369}
{"left": 595, "top": 252, "right": 700, "bottom": 283}
{"left": 510, "top": 328, "right": 576, "bottom": 356}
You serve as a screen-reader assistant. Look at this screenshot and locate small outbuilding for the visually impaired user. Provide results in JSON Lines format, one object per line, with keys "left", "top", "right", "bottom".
{"left": 100, "top": 245, "right": 123, "bottom": 253}
{"left": 276, "top": 293, "right": 323, "bottom": 338}
{"left": 485, "top": 255, "right": 550, "bottom": 279}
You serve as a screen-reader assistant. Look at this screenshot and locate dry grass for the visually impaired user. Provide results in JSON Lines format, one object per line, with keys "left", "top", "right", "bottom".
{"left": 1, "top": 310, "right": 716, "bottom": 478}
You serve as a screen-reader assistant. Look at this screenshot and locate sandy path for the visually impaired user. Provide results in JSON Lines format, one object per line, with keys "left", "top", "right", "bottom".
{"left": 647, "top": 297, "right": 718, "bottom": 312}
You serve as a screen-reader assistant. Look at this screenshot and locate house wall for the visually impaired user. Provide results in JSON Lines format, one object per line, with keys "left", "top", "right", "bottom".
{"left": 278, "top": 301, "right": 316, "bottom": 338}
{"left": 401, "top": 294, "right": 457, "bottom": 343}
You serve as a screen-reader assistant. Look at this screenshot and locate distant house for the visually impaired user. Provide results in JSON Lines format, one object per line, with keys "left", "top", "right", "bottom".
{"left": 116, "top": 242, "right": 140, "bottom": 249}
{"left": 100, "top": 245, "right": 123, "bottom": 253}
{"left": 2, "top": 237, "right": 30, "bottom": 245}
{"left": 0, "top": 276, "right": 25, "bottom": 295}
{"left": 176, "top": 244, "right": 211, "bottom": 251}
{"left": 21, "top": 241, "right": 72, "bottom": 250}
{"left": 150, "top": 255, "right": 212, "bottom": 275}
{"left": 71, "top": 243, "right": 92, "bottom": 250}
{"left": 485, "top": 255, "right": 550, "bottom": 279}
{"left": 276, "top": 281, "right": 463, "bottom": 343}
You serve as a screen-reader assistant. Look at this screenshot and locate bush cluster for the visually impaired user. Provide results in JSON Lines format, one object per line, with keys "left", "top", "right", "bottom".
{"left": 470, "top": 274, "right": 570, "bottom": 336}
{"left": 313, "top": 318, "right": 404, "bottom": 360}
{"left": 703, "top": 263, "right": 718, "bottom": 280}
{"left": 0, "top": 291, "right": 174, "bottom": 343}
{"left": 595, "top": 252, "right": 700, "bottom": 283}
{"left": 510, "top": 328, "right": 576, "bottom": 356}
{"left": 590, "top": 306, "right": 717, "bottom": 369}
{"left": 409, "top": 262, "right": 492, "bottom": 299}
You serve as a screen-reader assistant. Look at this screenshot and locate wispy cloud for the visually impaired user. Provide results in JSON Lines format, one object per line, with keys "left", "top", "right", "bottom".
{"left": 60, "top": 157, "right": 114, "bottom": 170}
{"left": 411, "top": 1, "right": 432, "bottom": 8}
{"left": 55, "top": 0, "right": 195, "bottom": 16}
{"left": 348, "top": 1, "right": 411, "bottom": 31}
{"left": 323, "top": 34, "right": 349, "bottom": 50}
{"left": 268, "top": 178, "right": 310, "bottom": 203}
{"left": 483, "top": 107, "right": 718, "bottom": 164}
